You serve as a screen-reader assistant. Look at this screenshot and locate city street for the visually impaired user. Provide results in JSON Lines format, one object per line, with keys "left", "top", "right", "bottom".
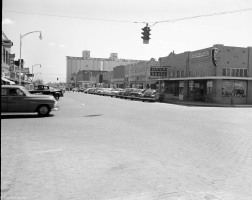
{"left": 1, "top": 92, "right": 252, "bottom": 200}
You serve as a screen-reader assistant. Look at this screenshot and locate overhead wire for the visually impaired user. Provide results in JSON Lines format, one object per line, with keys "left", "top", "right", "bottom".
{"left": 3, "top": 8, "right": 252, "bottom": 27}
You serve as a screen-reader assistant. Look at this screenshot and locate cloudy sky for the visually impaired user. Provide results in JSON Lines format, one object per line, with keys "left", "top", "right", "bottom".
{"left": 2, "top": 0, "right": 252, "bottom": 83}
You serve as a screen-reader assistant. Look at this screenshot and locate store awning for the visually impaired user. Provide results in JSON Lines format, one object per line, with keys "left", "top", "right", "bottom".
{"left": 1, "top": 77, "right": 16, "bottom": 85}
{"left": 146, "top": 80, "right": 158, "bottom": 84}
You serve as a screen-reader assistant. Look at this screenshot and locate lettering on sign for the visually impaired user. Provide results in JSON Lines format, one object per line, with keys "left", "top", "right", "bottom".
{"left": 191, "top": 50, "right": 210, "bottom": 59}
{"left": 150, "top": 67, "right": 167, "bottom": 77}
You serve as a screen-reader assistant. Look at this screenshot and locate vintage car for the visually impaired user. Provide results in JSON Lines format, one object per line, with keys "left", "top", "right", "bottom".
{"left": 128, "top": 89, "right": 146, "bottom": 100}
{"left": 29, "top": 84, "right": 63, "bottom": 100}
{"left": 140, "top": 89, "right": 161, "bottom": 102}
{"left": 1, "top": 85, "right": 59, "bottom": 117}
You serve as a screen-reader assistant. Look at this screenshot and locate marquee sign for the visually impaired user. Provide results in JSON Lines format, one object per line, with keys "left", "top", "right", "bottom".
{"left": 150, "top": 67, "right": 167, "bottom": 77}
{"left": 212, "top": 48, "right": 218, "bottom": 66}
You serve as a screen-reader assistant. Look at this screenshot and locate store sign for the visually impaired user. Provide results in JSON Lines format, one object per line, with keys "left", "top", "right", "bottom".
{"left": 21, "top": 68, "right": 29, "bottom": 73}
{"left": 191, "top": 50, "right": 210, "bottom": 59}
{"left": 212, "top": 48, "right": 218, "bottom": 66}
{"left": 150, "top": 67, "right": 167, "bottom": 77}
{"left": 26, "top": 74, "right": 34, "bottom": 77}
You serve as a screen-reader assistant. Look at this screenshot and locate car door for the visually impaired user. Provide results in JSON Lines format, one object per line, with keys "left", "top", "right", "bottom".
{"left": 7, "top": 88, "right": 29, "bottom": 112}
{"left": 1, "top": 88, "right": 9, "bottom": 112}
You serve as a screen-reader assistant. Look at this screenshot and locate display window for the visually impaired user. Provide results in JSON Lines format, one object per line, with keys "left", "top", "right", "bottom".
{"left": 222, "top": 80, "right": 246, "bottom": 97}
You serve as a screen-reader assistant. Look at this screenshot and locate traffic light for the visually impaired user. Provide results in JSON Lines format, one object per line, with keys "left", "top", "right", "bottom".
{"left": 141, "top": 25, "right": 151, "bottom": 44}
{"left": 57, "top": 78, "right": 59, "bottom": 81}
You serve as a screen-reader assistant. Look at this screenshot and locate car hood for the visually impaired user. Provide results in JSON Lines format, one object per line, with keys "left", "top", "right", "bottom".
{"left": 28, "top": 94, "right": 56, "bottom": 100}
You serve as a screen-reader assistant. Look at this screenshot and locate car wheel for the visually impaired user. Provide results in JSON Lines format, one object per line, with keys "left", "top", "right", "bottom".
{"left": 37, "top": 105, "right": 50, "bottom": 117}
{"left": 54, "top": 95, "right": 60, "bottom": 100}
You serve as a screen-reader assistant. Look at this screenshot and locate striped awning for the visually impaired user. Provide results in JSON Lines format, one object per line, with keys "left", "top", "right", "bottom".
{"left": 2, "top": 77, "right": 15, "bottom": 85}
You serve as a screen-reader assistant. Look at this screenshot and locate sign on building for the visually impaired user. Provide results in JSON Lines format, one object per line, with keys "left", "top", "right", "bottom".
{"left": 150, "top": 67, "right": 167, "bottom": 78}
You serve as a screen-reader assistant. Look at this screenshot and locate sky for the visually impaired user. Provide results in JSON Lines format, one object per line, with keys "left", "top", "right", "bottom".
{"left": 2, "top": 0, "right": 252, "bottom": 83}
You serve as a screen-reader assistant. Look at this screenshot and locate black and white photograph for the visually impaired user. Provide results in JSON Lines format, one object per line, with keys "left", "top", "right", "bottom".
{"left": 2, "top": 0, "right": 252, "bottom": 199}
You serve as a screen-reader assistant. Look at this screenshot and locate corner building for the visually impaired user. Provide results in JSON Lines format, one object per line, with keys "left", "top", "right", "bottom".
{"left": 159, "top": 44, "right": 252, "bottom": 105}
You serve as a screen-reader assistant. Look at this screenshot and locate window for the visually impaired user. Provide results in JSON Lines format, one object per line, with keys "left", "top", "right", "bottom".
{"left": 239, "top": 69, "right": 244, "bottom": 77}
{"left": 222, "top": 68, "right": 226, "bottom": 76}
{"left": 235, "top": 69, "right": 239, "bottom": 77}
{"left": 181, "top": 70, "right": 184, "bottom": 77}
{"left": 227, "top": 68, "right": 231, "bottom": 76}
{"left": 1, "top": 88, "right": 8, "bottom": 96}
{"left": 244, "top": 69, "right": 248, "bottom": 77}
{"left": 222, "top": 80, "right": 246, "bottom": 97}
{"left": 177, "top": 71, "right": 180, "bottom": 78}
{"left": 231, "top": 69, "right": 235, "bottom": 76}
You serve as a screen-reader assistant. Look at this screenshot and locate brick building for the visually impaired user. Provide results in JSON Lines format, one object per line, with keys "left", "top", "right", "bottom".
{"left": 157, "top": 44, "right": 252, "bottom": 105}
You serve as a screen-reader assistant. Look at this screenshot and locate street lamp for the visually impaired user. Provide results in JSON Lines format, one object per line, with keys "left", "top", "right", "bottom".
{"left": 19, "top": 31, "right": 42, "bottom": 85}
{"left": 32, "top": 64, "right": 42, "bottom": 83}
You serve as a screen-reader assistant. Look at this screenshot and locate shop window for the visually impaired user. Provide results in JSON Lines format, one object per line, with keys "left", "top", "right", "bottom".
{"left": 222, "top": 80, "right": 234, "bottom": 97}
{"left": 222, "top": 80, "right": 246, "bottom": 97}
{"left": 234, "top": 81, "right": 246, "bottom": 97}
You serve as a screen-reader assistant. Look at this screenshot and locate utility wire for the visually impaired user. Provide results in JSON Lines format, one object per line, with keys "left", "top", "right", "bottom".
{"left": 3, "top": 8, "right": 252, "bottom": 27}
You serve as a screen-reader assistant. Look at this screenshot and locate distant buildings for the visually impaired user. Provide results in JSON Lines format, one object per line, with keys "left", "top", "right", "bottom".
{"left": 66, "top": 50, "right": 144, "bottom": 84}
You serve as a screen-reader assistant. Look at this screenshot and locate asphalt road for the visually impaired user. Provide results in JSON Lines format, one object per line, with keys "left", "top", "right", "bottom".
{"left": 1, "top": 92, "right": 252, "bottom": 200}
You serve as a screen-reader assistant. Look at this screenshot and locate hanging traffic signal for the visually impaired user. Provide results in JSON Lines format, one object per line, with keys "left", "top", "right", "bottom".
{"left": 141, "top": 25, "right": 151, "bottom": 44}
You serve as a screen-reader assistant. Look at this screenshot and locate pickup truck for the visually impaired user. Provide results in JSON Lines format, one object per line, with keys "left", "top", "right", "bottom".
{"left": 29, "top": 85, "right": 63, "bottom": 100}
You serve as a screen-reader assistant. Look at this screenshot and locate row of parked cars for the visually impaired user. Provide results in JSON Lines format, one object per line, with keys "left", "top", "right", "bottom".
{"left": 81, "top": 87, "right": 162, "bottom": 102}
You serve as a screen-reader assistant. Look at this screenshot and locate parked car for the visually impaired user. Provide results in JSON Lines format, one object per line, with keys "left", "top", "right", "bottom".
{"left": 88, "top": 88, "right": 99, "bottom": 94}
{"left": 78, "top": 88, "right": 85, "bottom": 92}
{"left": 84, "top": 88, "right": 92, "bottom": 93}
{"left": 109, "top": 88, "right": 125, "bottom": 97}
{"left": 29, "top": 84, "right": 63, "bottom": 100}
{"left": 102, "top": 88, "right": 114, "bottom": 96}
{"left": 119, "top": 88, "right": 136, "bottom": 99}
{"left": 115, "top": 89, "right": 126, "bottom": 98}
{"left": 1, "top": 85, "right": 59, "bottom": 117}
{"left": 128, "top": 89, "right": 146, "bottom": 100}
{"left": 72, "top": 88, "right": 78, "bottom": 92}
{"left": 141, "top": 89, "right": 160, "bottom": 102}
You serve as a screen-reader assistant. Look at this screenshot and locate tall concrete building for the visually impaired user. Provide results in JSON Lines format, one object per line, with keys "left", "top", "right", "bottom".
{"left": 66, "top": 51, "right": 144, "bottom": 83}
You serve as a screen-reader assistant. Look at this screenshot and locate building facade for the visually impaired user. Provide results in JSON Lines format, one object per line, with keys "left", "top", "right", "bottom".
{"left": 157, "top": 44, "right": 252, "bottom": 104}
{"left": 1, "top": 32, "right": 15, "bottom": 85}
{"left": 66, "top": 50, "right": 144, "bottom": 84}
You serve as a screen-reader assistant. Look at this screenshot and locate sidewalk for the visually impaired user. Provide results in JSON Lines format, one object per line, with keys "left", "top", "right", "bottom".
{"left": 163, "top": 99, "right": 252, "bottom": 107}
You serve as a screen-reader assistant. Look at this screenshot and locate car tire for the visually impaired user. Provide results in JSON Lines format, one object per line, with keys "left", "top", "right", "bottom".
{"left": 37, "top": 105, "right": 50, "bottom": 117}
